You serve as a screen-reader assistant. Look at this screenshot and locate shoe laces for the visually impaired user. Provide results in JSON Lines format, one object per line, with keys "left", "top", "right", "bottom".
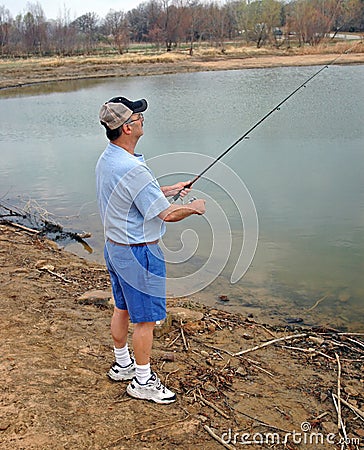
{"left": 151, "top": 373, "right": 166, "bottom": 393}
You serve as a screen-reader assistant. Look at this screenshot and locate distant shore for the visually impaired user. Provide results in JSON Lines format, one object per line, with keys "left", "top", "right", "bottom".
{"left": 1, "top": 47, "right": 363, "bottom": 90}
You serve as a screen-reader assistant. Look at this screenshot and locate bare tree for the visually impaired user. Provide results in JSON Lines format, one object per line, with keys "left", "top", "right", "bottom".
{"left": 332, "top": 0, "right": 363, "bottom": 36}
{"left": 73, "top": 12, "right": 99, "bottom": 53}
{"left": 288, "top": 0, "right": 348, "bottom": 45}
{"left": 49, "top": 5, "right": 76, "bottom": 55}
{"left": 0, "top": 5, "right": 12, "bottom": 54}
{"left": 161, "top": 0, "right": 178, "bottom": 51}
{"left": 243, "top": 0, "right": 282, "bottom": 48}
{"left": 103, "top": 10, "right": 129, "bottom": 54}
{"left": 22, "top": 1, "right": 48, "bottom": 54}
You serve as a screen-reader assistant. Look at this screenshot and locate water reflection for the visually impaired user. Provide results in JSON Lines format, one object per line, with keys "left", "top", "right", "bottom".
{"left": 0, "top": 78, "right": 106, "bottom": 99}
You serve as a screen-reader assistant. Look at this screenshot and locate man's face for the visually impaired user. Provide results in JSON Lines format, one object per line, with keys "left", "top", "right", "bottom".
{"left": 126, "top": 112, "right": 144, "bottom": 138}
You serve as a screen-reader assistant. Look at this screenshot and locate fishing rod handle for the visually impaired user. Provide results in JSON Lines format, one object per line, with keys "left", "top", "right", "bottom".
{"left": 171, "top": 181, "right": 194, "bottom": 202}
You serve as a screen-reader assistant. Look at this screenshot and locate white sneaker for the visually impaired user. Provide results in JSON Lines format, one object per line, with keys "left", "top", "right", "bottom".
{"left": 108, "top": 359, "right": 135, "bottom": 381}
{"left": 126, "top": 372, "right": 177, "bottom": 404}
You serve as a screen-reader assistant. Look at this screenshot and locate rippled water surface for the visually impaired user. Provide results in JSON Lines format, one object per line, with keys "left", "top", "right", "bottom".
{"left": 1, "top": 65, "right": 363, "bottom": 330}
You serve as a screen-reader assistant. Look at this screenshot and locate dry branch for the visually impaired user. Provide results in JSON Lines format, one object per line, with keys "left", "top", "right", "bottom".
{"left": 332, "top": 394, "right": 364, "bottom": 422}
{"left": 180, "top": 319, "right": 189, "bottom": 351}
{"left": 203, "top": 425, "right": 235, "bottom": 450}
{"left": 234, "top": 409, "right": 292, "bottom": 433}
{"left": 196, "top": 391, "right": 230, "bottom": 419}
{"left": 233, "top": 333, "right": 307, "bottom": 356}
{"left": 345, "top": 337, "right": 364, "bottom": 351}
{"left": 281, "top": 345, "right": 335, "bottom": 360}
{"left": 38, "top": 266, "right": 75, "bottom": 284}
{"left": 306, "top": 294, "right": 329, "bottom": 312}
{"left": 335, "top": 353, "right": 342, "bottom": 431}
{"left": 3, "top": 221, "right": 40, "bottom": 234}
{"left": 332, "top": 393, "right": 348, "bottom": 442}
{"left": 108, "top": 413, "right": 190, "bottom": 446}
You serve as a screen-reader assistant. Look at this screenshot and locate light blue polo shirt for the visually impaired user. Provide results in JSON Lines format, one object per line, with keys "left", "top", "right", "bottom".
{"left": 95, "top": 143, "right": 170, "bottom": 244}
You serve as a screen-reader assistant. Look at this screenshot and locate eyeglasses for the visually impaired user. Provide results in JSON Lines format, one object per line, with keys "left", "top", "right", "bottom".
{"left": 124, "top": 113, "right": 144, "bottom": 125}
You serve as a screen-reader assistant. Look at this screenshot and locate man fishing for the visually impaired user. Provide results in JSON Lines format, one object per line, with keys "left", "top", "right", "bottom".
{"left": 96, "top": 96, "right": 206, "bottom": 404}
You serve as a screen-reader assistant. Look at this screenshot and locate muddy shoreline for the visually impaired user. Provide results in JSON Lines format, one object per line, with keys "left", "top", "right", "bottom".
{"left": 0, "top": 224, "right": 363, "bottom": 449}
{"left": 1, "top": 51, "right": 363, "bottom": 90}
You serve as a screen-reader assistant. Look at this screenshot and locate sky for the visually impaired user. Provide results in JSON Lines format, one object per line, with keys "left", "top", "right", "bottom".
{"left": 4, "top": 1, "right": 145, "bottom": 20}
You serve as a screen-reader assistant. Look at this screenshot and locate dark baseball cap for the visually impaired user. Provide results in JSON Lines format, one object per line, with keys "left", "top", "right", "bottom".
{"left": 99, "top": 96, "right": 148, "bottom": 130}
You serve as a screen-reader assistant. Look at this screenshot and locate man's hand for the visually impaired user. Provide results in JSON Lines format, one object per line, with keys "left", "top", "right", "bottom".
{"left": 161, "top": 180, "right": 192, "bottom": 198}
{"left": 189, "top": 199, "right": 206, "bottom": 215}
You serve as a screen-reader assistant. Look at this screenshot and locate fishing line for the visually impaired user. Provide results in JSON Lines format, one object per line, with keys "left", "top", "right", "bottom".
{"left": 172, "top": 41, "right": 362, "bottom": 202}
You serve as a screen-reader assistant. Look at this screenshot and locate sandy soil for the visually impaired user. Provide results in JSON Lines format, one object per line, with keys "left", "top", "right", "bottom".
{"left": 0, "top": 223, "right": 363, "bottom": 449}
{"left": 0, "top": 52, "right": 363, "bottom": 90}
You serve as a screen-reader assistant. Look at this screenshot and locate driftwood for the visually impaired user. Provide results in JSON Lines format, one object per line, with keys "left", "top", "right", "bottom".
{"left": 0, "top": 200, "right": 92, "bottom": 250}
{"left": 4, "top": 221, "right": 40, "bottom": 234}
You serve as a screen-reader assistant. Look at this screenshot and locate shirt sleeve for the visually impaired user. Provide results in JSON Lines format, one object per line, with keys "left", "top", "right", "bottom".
{"left": 124, "top": 164, "right": 170, "bottom": 220}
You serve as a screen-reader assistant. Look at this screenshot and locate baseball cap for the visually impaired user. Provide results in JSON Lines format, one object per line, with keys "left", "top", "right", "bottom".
{"left": 99, "top": 96, "right": 148, "bottom": 130}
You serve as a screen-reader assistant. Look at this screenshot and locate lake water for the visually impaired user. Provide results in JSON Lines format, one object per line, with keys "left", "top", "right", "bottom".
{"left": 1, "top": 65, "right": 363, "bottom": 331}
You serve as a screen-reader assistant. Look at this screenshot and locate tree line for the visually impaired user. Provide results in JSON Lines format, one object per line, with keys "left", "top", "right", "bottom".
{"left": 0, "top": 0, "right": 363, "bottom": 56}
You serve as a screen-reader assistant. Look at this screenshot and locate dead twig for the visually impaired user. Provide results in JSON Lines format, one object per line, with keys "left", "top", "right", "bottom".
{"left": 234, "top": 409, "right": 292, "bottom": 433}
{"left": 281, "top": 345, "right": 335, "bottom": 360}
{"left": 314, "top": 411, "right": 330, "bottom": 421}
{"left": 191, "top": 337, "right": 234, "bottom": 356}
{"left": 203, "top": 425, "right": 235, "bottom": 450}
{"left": 4, "top": 221, "right": 40, "bottom": 234}
{"left": 196, "top": 390, "right": 230, "bottom": 419}
{"left": 338, "top": 333, "right": 364, "bottom": 336}
{"left": 233, "top": 333, "right": 307, "bottom": 356}
{"left": 332, "top": 393, "right": 348, "bottom": 443}
{"left": 335, "top": 353, "right": 342, "bottom": 431}
{"left": 38, "top": 266, "right": 75, "bottom": 284}
{"left": 206, "top": 316, "right": 223, "bottom": 330}
{"left": 108, "top": 413, "right": 190, "bottom": 446}
{"left": 180, "top": 319, "right": 189, "bottom": 351}
{"left": 167, "top": 332, "right": 181, "bottom": 348}
{"left": 306, "top": 294, "right": 329, "bottom": 312}
{"left": 250, "top": 363, "right": 275, "bottom": 378}
{"left": 345, "top": 337, "right": 364, "bottom": 350}
{"left": 164, "top": 368, "right": 179, "bottom": 385}
{"left": 254, "top": 323, "right": 277, "bottom": 338}
{"left": 332, "top": 394, "right": 364, "bottom": 422}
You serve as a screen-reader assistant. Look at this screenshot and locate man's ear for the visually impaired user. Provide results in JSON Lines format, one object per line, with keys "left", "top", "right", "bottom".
{"left": 122, "top": 123, "right": 132, "bottom": 135}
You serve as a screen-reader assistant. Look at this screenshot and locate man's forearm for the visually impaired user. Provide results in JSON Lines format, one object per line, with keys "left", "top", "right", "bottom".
{"left": 159, "top": 204, "right": 201, "bottom": 222}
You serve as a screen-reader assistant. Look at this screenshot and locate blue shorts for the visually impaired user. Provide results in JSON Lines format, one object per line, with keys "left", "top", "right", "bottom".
{"left": 104, "top": 240, "right": 166, "bottom": 324}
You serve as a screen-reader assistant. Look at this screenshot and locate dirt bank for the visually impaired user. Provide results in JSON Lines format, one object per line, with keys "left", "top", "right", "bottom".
{"left": 0, "top": 223, "right": 363, "bottom": 449}
{"left": 1, "top": 51, "right": 363, "bottom": 90}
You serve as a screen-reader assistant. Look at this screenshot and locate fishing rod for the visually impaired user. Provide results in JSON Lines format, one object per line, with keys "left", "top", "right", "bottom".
{"left": 172, "top": 41, "right": 362, "bottom": 202}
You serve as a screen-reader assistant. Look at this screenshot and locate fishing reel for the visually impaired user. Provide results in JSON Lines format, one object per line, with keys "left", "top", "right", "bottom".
{"left": 186, "top": 196, "right": 197, "bottom": 204}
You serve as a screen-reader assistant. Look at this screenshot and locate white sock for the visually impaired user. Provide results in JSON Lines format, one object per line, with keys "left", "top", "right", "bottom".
{"left": 135, "top": 363, "right": 151, "bottom": 384}
{"left": 114, "top": 344, "right": 132, "bottom": 367}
